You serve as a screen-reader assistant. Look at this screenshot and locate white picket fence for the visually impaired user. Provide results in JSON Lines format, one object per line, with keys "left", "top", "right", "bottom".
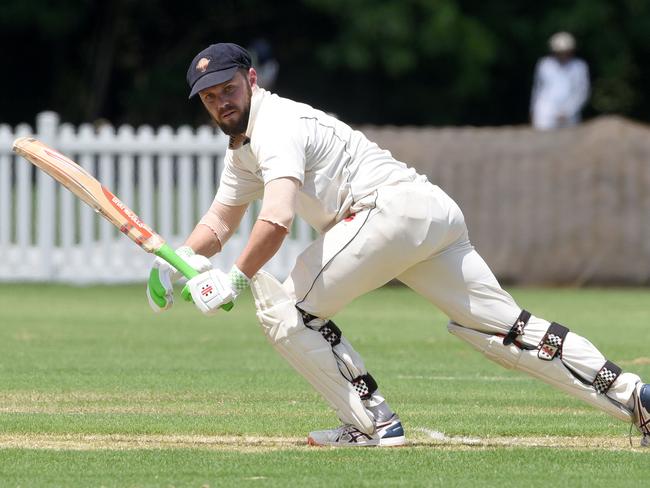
{"left": 0, "top": 112, "right": 312, "bottom": 283}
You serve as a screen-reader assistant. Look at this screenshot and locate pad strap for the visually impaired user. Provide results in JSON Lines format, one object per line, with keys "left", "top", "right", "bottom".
{"left": 318, "top": 321, "right": 342, "bottom": 347}
{"left": 352, "top": 374, "right": 378, "bottom": 400}
{"left": 298, "top": 308, "right": 318, "bottom": 324}
{"left": 503, "top": 310, "right": 531, "bottom": 345}
{"left": 538, "top": 322, "right": 569, "bottom": 361}
{"left": 593, "top": 360, "right": 622, "bottom": 394}
{"left": 298, "top": 309, "right": 343, "bottom": 347}
{"left": 298, "top": 307, "right": 377, "bottom": 400}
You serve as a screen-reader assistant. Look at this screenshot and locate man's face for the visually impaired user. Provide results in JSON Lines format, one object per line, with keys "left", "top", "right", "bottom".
{"left": 199, "top": 70, "right": 253, "bottom": 136}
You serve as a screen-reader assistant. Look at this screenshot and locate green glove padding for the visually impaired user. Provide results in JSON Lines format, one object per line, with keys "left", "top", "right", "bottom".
{"left": 148, "top": 268, "right": 169, "bottom": 309}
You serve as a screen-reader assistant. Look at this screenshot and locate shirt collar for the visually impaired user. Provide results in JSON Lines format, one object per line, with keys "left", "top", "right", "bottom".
{"left": 246, "top": 86, "right": 266, "bottom": 138}
{"left": 228, "top": 85, "right": 266, "bottom": 150}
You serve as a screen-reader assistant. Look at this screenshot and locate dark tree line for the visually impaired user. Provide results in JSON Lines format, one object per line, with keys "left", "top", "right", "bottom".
{"left": 2, "top": 0, "right": 648, "bottom": 128}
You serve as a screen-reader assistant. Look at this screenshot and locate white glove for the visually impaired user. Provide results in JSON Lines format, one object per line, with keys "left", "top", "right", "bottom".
{"left": 146, "top": 246, "right": 213, "bottom": 313}
{"left": 184, "top": 265, "right": 251, "bottom": 315}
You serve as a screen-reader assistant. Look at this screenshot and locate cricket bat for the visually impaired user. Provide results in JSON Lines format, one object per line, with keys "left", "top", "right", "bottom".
{"left": 12, "top": 136, "right": 202, "bottom": 288}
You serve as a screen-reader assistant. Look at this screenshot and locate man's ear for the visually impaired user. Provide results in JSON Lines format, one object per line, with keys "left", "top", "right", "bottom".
{"left": 248, "top": 67, "right": 258, "bottom": 88}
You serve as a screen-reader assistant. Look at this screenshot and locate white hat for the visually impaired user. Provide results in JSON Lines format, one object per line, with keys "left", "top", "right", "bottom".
{"left": 549, "top": 32, "right": 576, "bottom": 52}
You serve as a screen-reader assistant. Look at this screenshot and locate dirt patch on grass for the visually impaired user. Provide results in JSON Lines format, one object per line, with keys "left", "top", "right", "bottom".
{"left": 412, "top": 428, "right": 648, "bottom": 451}
{"left": 1, "top": 431, "right": 648, "bottom": 452}
{"left": 0, "top": 433, "right": 305, "bottom": 452}
{"left": 621, "top": 357, "right": 650, "bottom": 366}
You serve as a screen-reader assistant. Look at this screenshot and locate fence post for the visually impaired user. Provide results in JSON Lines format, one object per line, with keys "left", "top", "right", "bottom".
{"left": 36, "top": 111, "right": 59, "bottom": 280}
{"left": 0, "top": 149, "right": 9, "bottom": 247}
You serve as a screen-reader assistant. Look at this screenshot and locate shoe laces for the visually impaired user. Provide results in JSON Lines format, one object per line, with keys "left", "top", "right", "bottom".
{"left": 333, "top": 423, "right": 374, "bottom": 443}
{"left": 629, "top": 423, "right": 650, "bottom": 448}
{"left": 629, "top": 383, "right": 650, "bottom": 447}
{"left": 327, "top": 423, "right": 355, "bottom": 436}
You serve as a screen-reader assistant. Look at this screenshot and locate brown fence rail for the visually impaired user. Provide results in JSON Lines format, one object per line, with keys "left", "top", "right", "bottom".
{"left": 360, "top": 116, "right": 650, "bottom": 285}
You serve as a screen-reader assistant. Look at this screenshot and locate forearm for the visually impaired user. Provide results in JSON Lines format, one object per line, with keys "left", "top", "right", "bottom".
{"left": 184, "top": 224, "right": 222, "bottom": 257}
{"left": 235, "top": 219, "right": 288, "bottom": 278}
{"left": 182, "top": 178, "right": 297, "bottom": 314}
{"left": 185, "top": 200, "right": 248, "bottom": 257}
{"left": 234, "top": 177, "right": 298, "bottom": 277}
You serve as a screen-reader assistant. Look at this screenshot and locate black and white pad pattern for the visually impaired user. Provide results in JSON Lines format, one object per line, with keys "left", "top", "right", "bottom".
{"left": 503, "top": 310, "right": 532, "bottom": 345}
{"left": 319, "top": 323, "right": 342, "bottom": 346}
{"left": 352, "top": 374, "right": 378, "bottom": 400}
{"left": 353, "top": 377, "right": 370, "bottom": 398}
{"left": 593, "top": 361, "right": 622, "bottom": 394}
{"left": 537, "top": 322, "right": 569, "bottom": 361}
{"left": 300, "top": 310, "right": 342, "bottom": 347}
{"left": 298, "top": 307, "right": 379, "bottom": 401}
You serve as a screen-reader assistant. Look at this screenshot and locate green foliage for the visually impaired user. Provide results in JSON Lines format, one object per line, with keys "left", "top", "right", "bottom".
{"left": 1, "top": 0, "right": 649, "bottom": 126}
{"left": 0, "top": 0, "right": 91, "bottom": 36}
{"left": 304, "top": 0, "right": 650, "bottom": 124}
{"left": 306, "top": 0, "right": 498, "bottom": 80}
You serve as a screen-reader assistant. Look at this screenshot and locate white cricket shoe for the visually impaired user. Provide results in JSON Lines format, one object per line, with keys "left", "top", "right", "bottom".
{"left": 307, "top": 414, "right": 405, "bottom": 447}
{"left": 633, "top": 382, "right": 650, "bottom": 447}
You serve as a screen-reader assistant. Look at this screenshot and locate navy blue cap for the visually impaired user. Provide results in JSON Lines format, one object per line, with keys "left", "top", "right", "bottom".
{"left": 186, "top": 43, "right": 252, "bottom": 98}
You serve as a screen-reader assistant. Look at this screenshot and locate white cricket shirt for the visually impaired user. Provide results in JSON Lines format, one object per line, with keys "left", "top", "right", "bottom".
{"left": 216, "top": 87, "right": 418, "bottom": 232}
{"left": 530, "top": 56, "right": 590, "bottom": 129}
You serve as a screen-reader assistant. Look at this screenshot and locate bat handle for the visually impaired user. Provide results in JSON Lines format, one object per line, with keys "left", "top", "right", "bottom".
{"left": 155, "top": 243, "right": 199, "bottom": 280}
{"left": 154, "top": 243, "right": 234, "bottom": 312}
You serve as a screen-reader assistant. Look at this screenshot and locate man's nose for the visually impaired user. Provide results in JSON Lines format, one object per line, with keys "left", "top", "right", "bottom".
{"left": 217, "top": 94, "right": 231, "bottom": 108}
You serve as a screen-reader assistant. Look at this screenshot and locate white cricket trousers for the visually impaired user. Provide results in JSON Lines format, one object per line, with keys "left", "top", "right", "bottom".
{"left": 286, "top": 180, "right": 639, "bottom": 409}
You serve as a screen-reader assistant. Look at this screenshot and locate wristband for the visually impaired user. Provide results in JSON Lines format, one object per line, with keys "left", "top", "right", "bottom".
{"left": 229, "top": 265, "right": 251, "bottom": 295}
{"left": 175, "top": 246, "right": 195, "bottom": 258}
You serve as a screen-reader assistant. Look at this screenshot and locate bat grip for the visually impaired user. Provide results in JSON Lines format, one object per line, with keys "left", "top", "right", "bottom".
{"left": 155, "top": 243, "right": 234, "bottom": 312}
{"left": 155, "top": 243, "right": 199, "bottom": 280}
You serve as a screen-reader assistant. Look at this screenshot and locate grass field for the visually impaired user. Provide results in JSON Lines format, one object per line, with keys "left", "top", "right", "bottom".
{"left": 1, "top": 283, "right": 649, "bottom": 487}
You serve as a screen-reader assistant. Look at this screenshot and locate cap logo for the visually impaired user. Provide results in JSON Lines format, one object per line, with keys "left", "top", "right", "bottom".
{"left": 196, "top": 57, "right": 211, "bottom": 73}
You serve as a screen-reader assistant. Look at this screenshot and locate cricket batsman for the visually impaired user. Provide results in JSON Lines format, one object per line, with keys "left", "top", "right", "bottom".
{"left": 146, "top": 43, "right": 650, "bottom": 447}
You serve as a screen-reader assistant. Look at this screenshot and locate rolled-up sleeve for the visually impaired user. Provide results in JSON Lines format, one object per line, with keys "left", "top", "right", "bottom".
{"left": 215, "top": 153, "right": 264, "bottom": 206}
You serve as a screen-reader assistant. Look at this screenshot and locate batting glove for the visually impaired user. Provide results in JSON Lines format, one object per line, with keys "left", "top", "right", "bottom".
{"left": 183, "top": 265, "right": 251, "bottom": 315}
{"left": 146, "top": 246, "right": 213, "bottom": 313}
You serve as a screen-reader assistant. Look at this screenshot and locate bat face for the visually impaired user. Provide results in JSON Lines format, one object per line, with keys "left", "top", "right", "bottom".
{"left": 12, "top": 137, "right": 164, "bottom": 253}
{"left": 101, "top": 185, "right": 155, "bottom": 247}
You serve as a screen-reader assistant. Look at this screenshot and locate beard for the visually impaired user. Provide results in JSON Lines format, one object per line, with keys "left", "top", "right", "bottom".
{"left": 216, "top": 82, "right": 252, "bottom": 136}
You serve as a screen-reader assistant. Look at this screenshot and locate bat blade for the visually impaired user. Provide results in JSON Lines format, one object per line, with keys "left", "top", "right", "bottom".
{"left": 11, "top": 137, "right": 199, "bottom": 280}
{"left": 13, "top": 137, "right": 162, "bottom": 252}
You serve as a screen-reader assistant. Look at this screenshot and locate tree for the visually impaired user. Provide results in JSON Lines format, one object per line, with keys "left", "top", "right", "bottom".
{"left": 1, "top": 0, "right": 649, "bottom": 127}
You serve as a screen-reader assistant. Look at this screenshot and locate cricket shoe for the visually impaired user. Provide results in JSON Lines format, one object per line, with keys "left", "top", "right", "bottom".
{"left": 633, "top": 382, "right": 650, "bottom": 447}
{"left": 307, "top": 414, "right": 405, "bottom": 447}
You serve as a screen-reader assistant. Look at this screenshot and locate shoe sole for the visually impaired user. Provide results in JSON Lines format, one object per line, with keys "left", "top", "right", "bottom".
{"left": 379, "top": 435, "right": 406, "bottom": 447}
{"left": 307, "top": 435, "right": 406, "bottom": 447}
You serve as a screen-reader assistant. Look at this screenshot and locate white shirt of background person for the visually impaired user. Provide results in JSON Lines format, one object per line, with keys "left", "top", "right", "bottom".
{"left": 530, "top": 32, "right": 590, "bottom": 130}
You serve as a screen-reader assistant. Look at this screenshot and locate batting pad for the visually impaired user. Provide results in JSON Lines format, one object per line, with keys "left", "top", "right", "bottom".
{"left": 251, "top": 270, "right": 376, "bottom": 434}
{"left": 448, "top": 322, "right": 633, "bottom": 422}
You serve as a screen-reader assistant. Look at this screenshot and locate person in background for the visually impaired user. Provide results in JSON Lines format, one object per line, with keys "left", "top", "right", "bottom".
{"left": 530, "top": 32, "right": 590, "bottom": 130}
